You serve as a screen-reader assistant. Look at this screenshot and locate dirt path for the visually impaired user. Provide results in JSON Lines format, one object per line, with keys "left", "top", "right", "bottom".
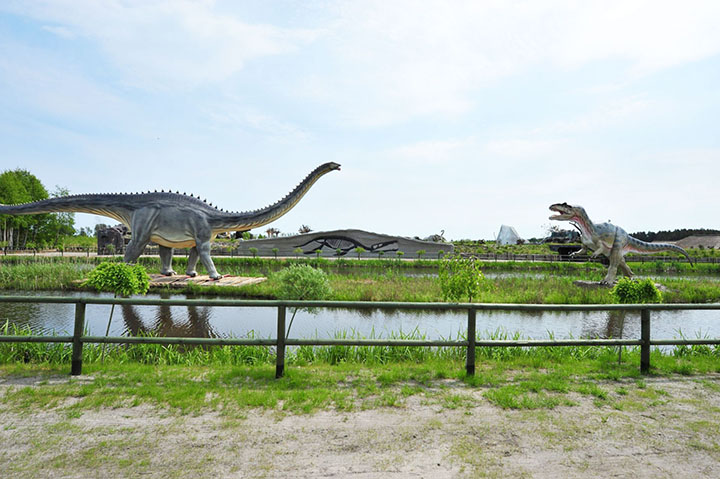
{"left": 2, "top": 374, "right": 720, "bottom": 478}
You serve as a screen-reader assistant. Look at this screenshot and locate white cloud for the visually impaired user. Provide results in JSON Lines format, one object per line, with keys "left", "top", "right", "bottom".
{"left": 532, "top": 95, "right": 656, "bottom": 136}
{"left": 554, "top": 1, "right": 720, "bottom": 74}
{"left": 484, "top": 138, "right": 568, "bottom": 158}
{"left": 4, "top": 0, "right": 318, "bottom": 91}
{"left": 0, "top": 41, "right": 130, "bottom": 122}
{"left": 40, "top": 25, "right": 75, "bottom": 38}
{"left": 391, "top": 138, "right": 475, "bottom": 165}
{"left": 202, "top": 100, "right": 311, "bottom": 143}
{"left": 297, "top": 0, "right": 720, "bottom": 126}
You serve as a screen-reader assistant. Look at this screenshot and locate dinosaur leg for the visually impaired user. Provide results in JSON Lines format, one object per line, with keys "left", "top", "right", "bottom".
{"left": 123, "top": 236, "right": 151, "bottom": 265}
{"left": 186, "top": 247, "right": 200, "bottom": 277}
{"left": 159, "top": 246, "right": 176, "bottom": 276}
{"left": 123, "top": 208, "right": 157, "bottom": 265}
{"left": 195, "top": 240, "right": 221, "bottom": 280}
{"left": 618, "top": 257, "right": 634, "bottom": 278}
{"left": 601, "top": 245, "right": 624, "bottom": 285}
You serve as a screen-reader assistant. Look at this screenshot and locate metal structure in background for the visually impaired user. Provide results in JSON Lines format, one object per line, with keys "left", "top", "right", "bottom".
{"left": 1, "top": 296, "right": 720, "bottom": 378}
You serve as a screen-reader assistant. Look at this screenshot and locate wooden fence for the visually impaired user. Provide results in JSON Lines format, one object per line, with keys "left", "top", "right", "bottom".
{"left": 1, "top": 296, "right": 720, "bottom": 378}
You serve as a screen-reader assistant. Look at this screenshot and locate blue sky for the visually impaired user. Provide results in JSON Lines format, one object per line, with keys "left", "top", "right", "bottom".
{"left": 1, "top": 1, "right": 719, "bottom": 240}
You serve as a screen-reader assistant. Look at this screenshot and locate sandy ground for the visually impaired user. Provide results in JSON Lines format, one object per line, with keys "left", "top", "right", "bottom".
{"left": 2, "top": 374, "right": 720, "bottom": 478}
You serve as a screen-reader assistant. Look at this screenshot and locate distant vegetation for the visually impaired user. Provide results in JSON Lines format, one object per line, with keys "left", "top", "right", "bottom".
{"left": 0, "top": 169, "right": 76, "bottom": 250}
{"left": 631, "top": 228, "right": 720, "bottom": 242}
{"left": 2, "top": 256, "right": 720, "bottom": 303}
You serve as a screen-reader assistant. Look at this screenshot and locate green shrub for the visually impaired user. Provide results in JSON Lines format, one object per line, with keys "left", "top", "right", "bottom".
{"left": 438, "top": 255, "right": 484, "bottom": 302}
{"left": 273, "top": 264, "right": 332, "bottom": 337}
{"left": 84, "top": 262, "right": 150, "bottom": 297}
{"left": 274, "top": 264, "right": 331, "bottom": 301}
{"left": 610, "top": 277, "right": 662, "bottom": 304}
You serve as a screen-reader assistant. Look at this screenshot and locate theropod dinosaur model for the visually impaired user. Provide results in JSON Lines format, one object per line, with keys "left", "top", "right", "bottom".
{"left": 0, "top": 162, "right": 341, "bottom": 280}
{"left": 549, "top": 203, "right": 693, "bottom": 284}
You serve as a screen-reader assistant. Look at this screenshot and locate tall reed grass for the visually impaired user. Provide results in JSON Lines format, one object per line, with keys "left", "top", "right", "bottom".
{"left": 3, "top": 322, "right": 718, "bottom": 371}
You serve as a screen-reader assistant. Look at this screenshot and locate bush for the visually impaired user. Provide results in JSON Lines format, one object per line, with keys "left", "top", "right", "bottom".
{"left": 610, "top": 277, "right": 662, "bottom": 304}
{"left": 438, "top": 255, "right": 484, "bottom": 302}
{"left": 274, "top": 264, "right": 331, "bottom": 301}
{"left": 84, "top": 262, "right": 150, "bottom": 297}
{"left": 273, "top": 264, "right": 332, "bottom": 337}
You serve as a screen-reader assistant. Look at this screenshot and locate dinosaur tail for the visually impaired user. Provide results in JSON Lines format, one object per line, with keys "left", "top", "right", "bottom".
{"left": 626, "top": 236, "right": 694, "bottom": 266}
{"left": 0, "top": 196, "right": 132, "bottom": 225}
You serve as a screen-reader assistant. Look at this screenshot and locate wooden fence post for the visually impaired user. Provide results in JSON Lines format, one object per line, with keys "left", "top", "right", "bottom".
{"left": 71, "top": 301, "right": 86, "bottom": 376}
{"left": 640, "top": 309, "right": 651, "bottom": 374}
{"left": 276, "top": 305, "right": 286, "bottom": 378}
{"left": 466, "top": 308, "right": 476, "bottom": 376}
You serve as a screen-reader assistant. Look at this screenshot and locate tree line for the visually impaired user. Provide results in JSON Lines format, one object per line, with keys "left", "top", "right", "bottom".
{"left": 631, "top": 228, "right": 720, "bottom": 243}
{"left": 0, "top": 169, "right": 75, "bottom": 250}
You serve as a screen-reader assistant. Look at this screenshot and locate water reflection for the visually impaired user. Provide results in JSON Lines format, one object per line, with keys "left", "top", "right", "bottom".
{"left": 605, "top": 311, "right": 627, "bottom": 339}
{"left": 0, "top": 291, "right": 718, "bottom": 343}
{"left": 120, "top": 304, "right": 217, "bottom": 339}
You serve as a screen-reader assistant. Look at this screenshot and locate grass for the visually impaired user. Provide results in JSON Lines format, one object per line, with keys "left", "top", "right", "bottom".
{"left": 2, "top": 320, "right": 720, "bottom": 415}
{"left": 2, "top": 256, "right": 720, "bottom": 303}
{"left": 1, "top": 348, "right": 718, "bottom": 419}
{"left": 3, "top": 329, "right": 720, "bottom": 478}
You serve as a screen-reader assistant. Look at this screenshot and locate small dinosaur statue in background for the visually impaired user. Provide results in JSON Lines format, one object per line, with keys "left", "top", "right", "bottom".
{"left": 549, "top": 202, "right": 693, "bottom": 284}
{"left": 1, "top": 162, "right": 340, "bottom": 279}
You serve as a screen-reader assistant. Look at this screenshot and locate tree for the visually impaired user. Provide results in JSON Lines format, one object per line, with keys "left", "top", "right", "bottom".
{"left": 273, "top": 264, "right": 331, "bottom": 338}
{"left": 0, "top": 170, "right": 77, "bottom": 249}
{"left": 38, "top": 186, "right": 75, "bottom": 247}
{"left": 0, "top": 169, "right": 49, "bottom": 249}
{"left": 438, "top": 255, "right": 484, "bottom": 302}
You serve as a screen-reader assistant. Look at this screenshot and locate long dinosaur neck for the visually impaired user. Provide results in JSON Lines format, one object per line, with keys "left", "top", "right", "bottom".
{"left": 571, "top": 208, "right": 595, "bottom": 238}
{"left": 211, "top": 163, "right": 338, "bottom": 232}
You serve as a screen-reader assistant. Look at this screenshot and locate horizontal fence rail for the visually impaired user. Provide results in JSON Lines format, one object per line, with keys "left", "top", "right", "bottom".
{"left": 1, "top": 296, "right": 720, "bottom": 377}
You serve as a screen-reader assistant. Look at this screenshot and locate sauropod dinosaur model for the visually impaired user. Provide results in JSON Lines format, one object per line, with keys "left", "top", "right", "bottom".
{"left": 1, "top": 162, "right": 341, "bottom": 279}
{"left": 549, "top": 202, "right": 693, "bottom": 284}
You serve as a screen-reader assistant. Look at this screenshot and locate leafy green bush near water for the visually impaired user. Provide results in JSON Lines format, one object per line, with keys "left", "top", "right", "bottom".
{"left": 84, "top": 262, "right": 150, "bottom": 297}
{"left": 611, "top": 278, "right": 663, "bottom": 304}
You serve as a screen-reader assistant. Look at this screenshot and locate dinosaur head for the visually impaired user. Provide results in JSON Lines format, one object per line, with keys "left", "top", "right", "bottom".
{"left": 549, "top": 203, "right": 585, "bottom": 222}
{"left": 324, "top": 162, "right": 341, "bottom": 172}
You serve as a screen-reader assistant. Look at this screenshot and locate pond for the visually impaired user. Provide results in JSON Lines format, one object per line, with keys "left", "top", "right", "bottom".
{"left": 1, "top": 291, "right": 718, "bottom": 343}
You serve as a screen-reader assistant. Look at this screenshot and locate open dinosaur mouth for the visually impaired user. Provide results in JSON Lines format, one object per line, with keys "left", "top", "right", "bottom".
{"left": 549, "top": 204, "right": 572, "bottom": 220}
